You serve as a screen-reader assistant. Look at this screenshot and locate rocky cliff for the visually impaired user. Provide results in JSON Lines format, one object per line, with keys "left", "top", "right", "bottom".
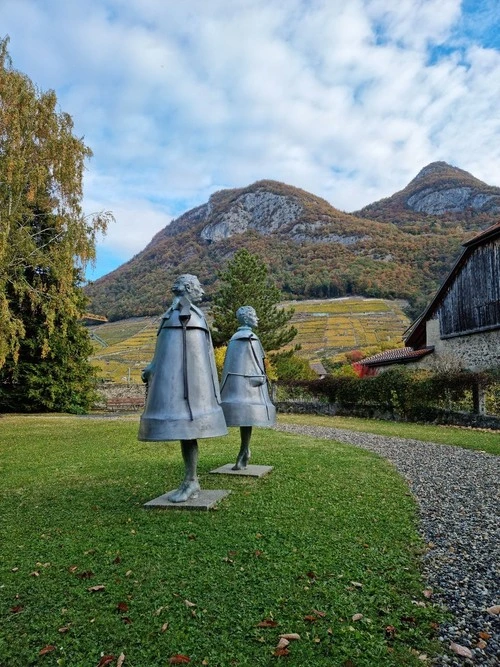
{"left": 357, "top": 161, "right": 500, "bottom": 221}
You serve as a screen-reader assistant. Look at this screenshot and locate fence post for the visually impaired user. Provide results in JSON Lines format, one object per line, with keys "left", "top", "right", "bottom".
{"left": 472, "top": 382, "right": 486, "bottom": 415}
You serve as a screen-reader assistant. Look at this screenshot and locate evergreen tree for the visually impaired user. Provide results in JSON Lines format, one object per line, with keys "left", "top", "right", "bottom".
{"left": 211, "top": 248, "right": 297, "bottom": 352}
{"left": 0, "top": 37, "right": 111, "bottom": 412}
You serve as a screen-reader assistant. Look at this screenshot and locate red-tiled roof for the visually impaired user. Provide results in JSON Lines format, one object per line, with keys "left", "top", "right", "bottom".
{"left": 358, "top": 346, "right": 434, "bottom": 367}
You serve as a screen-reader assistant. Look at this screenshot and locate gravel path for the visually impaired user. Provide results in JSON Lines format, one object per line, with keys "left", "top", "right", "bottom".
{"left": 275, "top": 423, "right": 500, "bottom": 666}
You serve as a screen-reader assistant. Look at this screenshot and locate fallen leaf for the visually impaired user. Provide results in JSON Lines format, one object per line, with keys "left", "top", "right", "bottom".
{"left": 154, "top": 606, "right": 164, "bottom": 616}
{"left": 255, "top": 533, "right": 263, "bottom": 538}
{"left": 161, "top": 622, "right": 169, "bottom": 632}
{"left": 254, "top": 550, "right": 263, "bottom": 557}
{"left": 125, "top": 570, "right": 133, "bottom": 577}
{"left": 116, "top": 602, "right": 129, "bottom": 613}
{"left": 84, "top": 549, "right": 96, "bottom": 555}
{"left": 10, "top": 605, "right": 23, "bottom": 614}
{"left": 201, "top": 660, "right": 208, "bottom": 666}
{"left": 350, "top": 581, "right": 363, "bottom": 588}
{"left": 121, "top": 617, "right": 132, "bottom": 624}
{"left": 385, "top": 625, "right": 396, "bottom": 639}
{"left": 342, "top": 661, "right": 356, "bottom": 667}
{"left": 450, "top": 642, "right": 473, "bottom": 658}
{"left": 77, "top": 570, "right": 95, "bottom": 579}
{"left": 327, "top": 628, "right": 333, "bottom": 635}
{"left": 279, "top": 633, "right": 300, "bottom": 641}
{"left": 68, "top": 565, "right": 78, "bottom": 573}
{"left": 306, "top": 570, "right": 316, "bottom": 579}
{"left": 168, "top": 655, "right": 190, "bottom": 664}
{"left": 11, "top": 567, "right": 19, "bottom": 572}
{"left": 352, "top": 614, "right": 363, "bottom": 622}
{"left": 257, "top": 619, "right": 278, "bottom": 628}
{"left": 401, "top": 616, "right": 417, "bottom": 626}
{"left": 30, "top": 571, "right": 40, "bottom": 577}
{"left": 303, "top": 615, "right": 317, "bottom": 623}
{"left": 313, "top": 637, "right": 321, "bottom": 643}
{"left": 273, "top": 648, "right": 290, "bottom": 657}
{"left": 97, "top": 656, "right": 115, "bottom": 666}
{"left": 117, "top": 654, "right": 125, "bottom": 667}
{"left": 88, "top": 584, "right": 105, "bottom": 592}
{"left": 184, "top": 599, "right": 196, "bottom": 608}
{"left": 486, "top": 605, "right": 500, "bottom": 615}
{"left": 476, "top": 640, "right": 487, "bottom": 650}
{"left": 312, "top": 609, "right": 326, "bottom": 617}
{"left": 422, "top": 588, "right": 433, "bottom": 599}
{"left": 222, "top": 557, "right": 234, "bottom": 564}
{"left": 58, "top": 626, "right": 70, "bottom": 633}
{"left": 276, "top": 638, "right": 290, "bottom": 650}
{"left": 113, "top": 555, "right": 122, "bottom": 564}
{"left": 478, "top": 631, "right": 491, "bottom": 640}
{"left": 39, "top": 645, "right": 56, "bottom": 656}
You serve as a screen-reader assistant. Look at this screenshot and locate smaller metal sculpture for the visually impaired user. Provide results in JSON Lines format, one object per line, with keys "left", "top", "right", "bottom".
{"left": 220, "top": 306, "right": 276, "bottom": 469}
{"left": 138, "top": 274, "right": 227, "bottom": 502}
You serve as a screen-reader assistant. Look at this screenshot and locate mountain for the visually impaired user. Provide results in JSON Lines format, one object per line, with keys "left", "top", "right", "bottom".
{"left": 355, "top": 161, "right": 500, "bottom": 228}
{"left": 85, "top": 165, "right": 500, "bottom": 321}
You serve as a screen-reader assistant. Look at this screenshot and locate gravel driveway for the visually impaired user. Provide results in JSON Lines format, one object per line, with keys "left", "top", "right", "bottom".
{"left": 274, "top": 423, "right": 500, "bottom": 666}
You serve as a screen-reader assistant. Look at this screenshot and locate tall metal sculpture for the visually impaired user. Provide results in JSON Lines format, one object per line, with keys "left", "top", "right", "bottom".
{"left": 138, "top": 274, "right": 227, "bottom": 502}
{"left": 220, "top": 306, "right": 276, "bottom": 469}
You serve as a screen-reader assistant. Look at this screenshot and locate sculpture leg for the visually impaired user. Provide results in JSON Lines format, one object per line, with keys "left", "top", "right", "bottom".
{"left": 232, "top": 426, "right": 252, "bottom": 470}
{"left": 166, "top": 439, "right": 201, "bottom": 502}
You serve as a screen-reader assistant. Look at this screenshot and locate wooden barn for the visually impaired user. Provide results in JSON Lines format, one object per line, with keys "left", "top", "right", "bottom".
{"left": 357, "top": 222, "right": 500, "bottom": 376}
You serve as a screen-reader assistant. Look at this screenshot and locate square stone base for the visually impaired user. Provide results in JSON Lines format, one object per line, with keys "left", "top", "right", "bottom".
{"left": 210, "top": 464, "right": 273, "bottom": 477}
{"left": 143, "top": 489, "right": 231, "bottom": 510}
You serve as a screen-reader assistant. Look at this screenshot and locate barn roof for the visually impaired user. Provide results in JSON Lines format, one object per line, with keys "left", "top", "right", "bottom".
{"left": 358, "top": 346, "right": 434, "bottom": 367}
{"left": 404, "top": 222, "right": 500, "bottom": 348}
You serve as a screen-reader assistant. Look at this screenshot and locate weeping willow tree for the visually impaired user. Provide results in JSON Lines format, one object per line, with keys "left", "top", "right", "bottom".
{"left": 0, "top": 37, "right": 112, "bottom": 412}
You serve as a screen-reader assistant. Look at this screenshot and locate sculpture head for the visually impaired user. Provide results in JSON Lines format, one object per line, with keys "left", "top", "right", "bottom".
{"left": 236, "top": 305, "right": 258, "bottom": 329}
{"left": 172, "top": 274, "right": 204, "bottom": 304}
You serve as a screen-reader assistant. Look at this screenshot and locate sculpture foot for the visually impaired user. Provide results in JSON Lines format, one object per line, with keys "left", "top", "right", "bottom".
{"left": 166, "top": 480, "right": 201, "bottom": 503}
{"left": 232, "top": 451, "right": 250, "bottom": 470}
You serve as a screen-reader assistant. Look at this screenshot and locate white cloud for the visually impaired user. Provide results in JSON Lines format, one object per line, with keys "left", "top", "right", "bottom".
{"left": 3, "top": 0, "right": 500, "bottom": 276}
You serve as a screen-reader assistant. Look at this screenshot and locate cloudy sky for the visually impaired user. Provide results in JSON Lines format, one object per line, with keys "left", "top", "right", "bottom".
{"left": 3, "top": 0, "right": 500, "bottom": 279}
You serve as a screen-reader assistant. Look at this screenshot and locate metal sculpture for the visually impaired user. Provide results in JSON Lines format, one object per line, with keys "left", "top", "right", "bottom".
{"left": 220, "top": 306, "right": 276, "bottom": 469}
{"left": 138, "top": 274, "right": 227, "bottom": 502}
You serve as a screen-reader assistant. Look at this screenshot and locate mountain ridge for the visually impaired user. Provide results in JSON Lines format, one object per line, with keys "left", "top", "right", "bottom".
{"left": 85, "top": 162, "right": 500, "bottom": 321}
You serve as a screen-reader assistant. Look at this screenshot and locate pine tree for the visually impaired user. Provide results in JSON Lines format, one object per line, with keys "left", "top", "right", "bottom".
{"left": 0, "top": 37, "right": 111, "bottom": 412}
{"left": 211, "top": 248, "right": 297, "bottom": 352}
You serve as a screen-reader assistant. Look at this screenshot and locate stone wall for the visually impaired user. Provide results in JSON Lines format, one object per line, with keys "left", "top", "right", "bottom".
{"left": 94, "top": 383, "right": 146, "bottom": 410}
{"left": 424, "top": 318, "right": 500, "bottom": 371}
{"left": 276, "top": 400, "right": 500, "bottom": 429}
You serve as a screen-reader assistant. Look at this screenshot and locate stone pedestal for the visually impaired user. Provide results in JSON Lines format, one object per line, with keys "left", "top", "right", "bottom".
{"left": 143, "top": 489, "right": 230, "bottom": 510}
{"left": 210, "top": 464, "right": 273, "bottom": 477}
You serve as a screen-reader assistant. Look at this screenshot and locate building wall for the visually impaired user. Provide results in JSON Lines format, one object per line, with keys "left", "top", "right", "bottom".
{"left": 424, "top": 316, "right": 500, "bottom": 371}
{"left": 438, "top": 238, "right": 500, "bottom": 336}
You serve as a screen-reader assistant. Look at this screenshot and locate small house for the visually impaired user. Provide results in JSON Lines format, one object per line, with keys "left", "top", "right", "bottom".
{"left": 357, "top": 221, "right": 500, "bottom": 375}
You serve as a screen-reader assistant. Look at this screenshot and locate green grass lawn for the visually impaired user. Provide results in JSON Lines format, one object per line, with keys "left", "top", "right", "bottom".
{"left": 0, "top": 416, "right": 445, "bottom": 666}
{"left": 278, "top": 413, "right": 500, "bottom": 456}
